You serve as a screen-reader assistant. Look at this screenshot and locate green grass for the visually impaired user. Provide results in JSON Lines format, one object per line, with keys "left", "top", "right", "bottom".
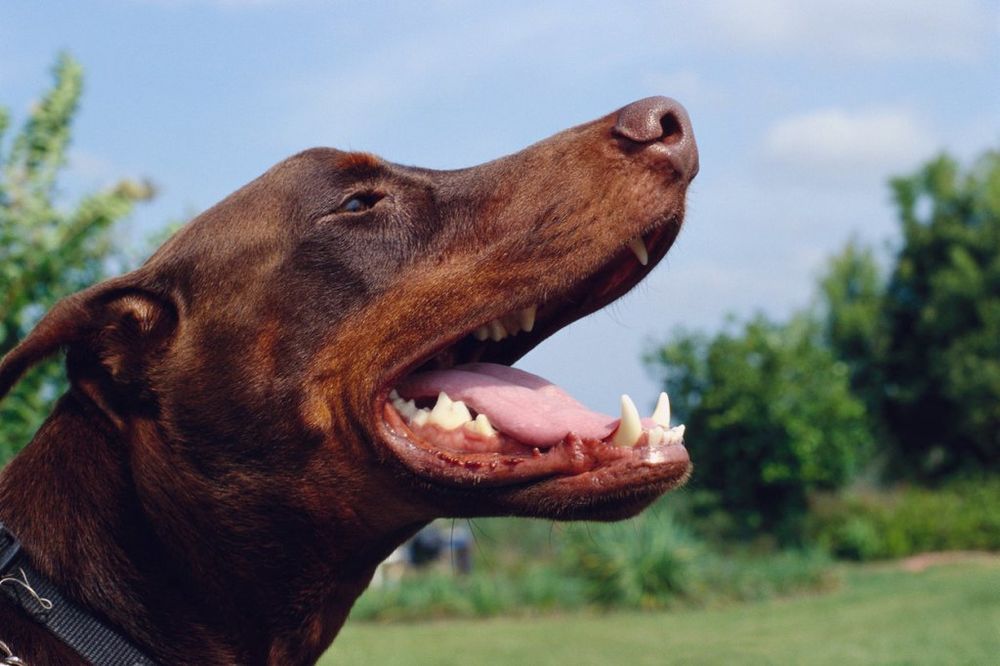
{"left": 321, "top": 558, "right": 1000, "bottom": 665}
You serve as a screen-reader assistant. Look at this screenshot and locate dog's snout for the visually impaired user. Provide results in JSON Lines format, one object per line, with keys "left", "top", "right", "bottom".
{"left": 613, "top": 96, "right": 699, "bottom": 180}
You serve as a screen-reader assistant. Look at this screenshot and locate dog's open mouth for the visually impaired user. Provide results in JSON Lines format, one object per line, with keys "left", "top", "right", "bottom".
{"left": 377, "top": 225, "right": 692, "bottom": 499}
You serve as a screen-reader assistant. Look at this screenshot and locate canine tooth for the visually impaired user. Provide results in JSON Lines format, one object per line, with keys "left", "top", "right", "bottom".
{"left": 519, "top": 306, "right": 536, "bottom": 332}
{"left": 628, "top": 236, "right": 648, "bottom": 266}
{"left": 390, "top": 389, "right": 401, "bottom": 401}
{"left": 488, "top": 320, "right": 507, "bottom": 341}
{"left": 648, "top": 426, "right": 666, "bottom": 446}
{"left": 466, "top": 413, "right": 497, "bottom": 437}
{"left": 474, "top": 326, "right": 490, "bottom": 341}
{"left": 611, "top": 394, "right": 642, "bottom": 447}
{"left": 651, "top": 392, "right": 671, "bottom": 428}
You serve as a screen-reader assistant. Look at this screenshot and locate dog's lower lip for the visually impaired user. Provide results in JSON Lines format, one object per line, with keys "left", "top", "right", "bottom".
{"left": 377, "top": 401, "right": 691, "bottom": 491}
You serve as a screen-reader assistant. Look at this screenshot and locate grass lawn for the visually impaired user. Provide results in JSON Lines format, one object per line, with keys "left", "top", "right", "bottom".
{"left": 321, "top": 556, "right": 1000, "bottom": 665}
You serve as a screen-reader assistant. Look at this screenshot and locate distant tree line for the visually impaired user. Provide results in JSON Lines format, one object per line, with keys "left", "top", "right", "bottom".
{"left": 647, "top": 148, "right": 1000, "bottom": 541}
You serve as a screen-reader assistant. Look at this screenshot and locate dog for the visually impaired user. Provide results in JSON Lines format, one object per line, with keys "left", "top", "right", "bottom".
{"left": 0, "top": 96, "right": 697, "bottom": 665}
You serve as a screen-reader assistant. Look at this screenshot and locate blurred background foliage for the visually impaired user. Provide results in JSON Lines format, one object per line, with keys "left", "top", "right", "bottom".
{"left": 1, "top": 56, "right": 998, "bottom": 622}
{"left": 0, "top": 54, "right": 153, "bottom": 460}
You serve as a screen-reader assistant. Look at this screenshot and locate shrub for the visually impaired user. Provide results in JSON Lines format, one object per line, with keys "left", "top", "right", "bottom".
{"left": 561, "top": 506, "right": 703, "bottom": 608}
{"left": 645, "top": 315, "right": 872, "bottom": 542}
{"left": 352, "top": 505, "right": 837, "bottom": 622}
{"left": 808, "top": 479, "right": 1000, "bottom": 560}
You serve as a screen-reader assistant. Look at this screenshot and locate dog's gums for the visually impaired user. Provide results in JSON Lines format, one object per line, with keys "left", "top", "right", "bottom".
{"left": 0, "top": 96, "right": 699, "bottom": 664}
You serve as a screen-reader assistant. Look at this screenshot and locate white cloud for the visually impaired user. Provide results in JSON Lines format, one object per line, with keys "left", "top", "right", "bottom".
{"left": 763, "top": 107, "right": 937, "bottom": 178}
{"left": 703, "top": 0, "right": 993, "bottom": 61}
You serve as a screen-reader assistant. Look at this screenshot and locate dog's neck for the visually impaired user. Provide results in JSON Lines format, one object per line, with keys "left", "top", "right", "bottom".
{"left": 0, "top": 391, "right": 419, "bottom": 664}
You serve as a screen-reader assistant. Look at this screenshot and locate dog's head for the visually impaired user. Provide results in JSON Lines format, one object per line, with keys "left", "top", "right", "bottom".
{"left": 0, "top": 97, "right": 697, "bottom": 550}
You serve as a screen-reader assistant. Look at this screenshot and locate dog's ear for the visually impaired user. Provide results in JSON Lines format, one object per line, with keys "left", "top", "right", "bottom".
{"left": 0, "top": 273, "right": 177, "bottom": 417}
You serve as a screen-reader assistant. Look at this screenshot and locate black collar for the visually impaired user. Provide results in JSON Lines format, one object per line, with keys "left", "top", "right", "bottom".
{"left": 0, "top": 522, "right": 158, "bottom": 666}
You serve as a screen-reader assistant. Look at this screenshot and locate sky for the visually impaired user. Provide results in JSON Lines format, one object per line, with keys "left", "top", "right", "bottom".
{"left": 1, "top": 0, "right": 998, "bottom": 417}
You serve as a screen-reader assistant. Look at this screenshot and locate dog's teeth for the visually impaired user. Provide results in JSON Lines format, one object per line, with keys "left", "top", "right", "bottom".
{"left": 648, "top": 426, "right": 666, "bottom": 446}
{"left": 474, "top": 326, "right": 490, "bottom": 341}
{"left": 611, "top": 394, "right": 643, "bottom": 447}
{"left": 411, "top": 408, "right": 430, "bottom": 427}
{"left": 466, "top": 413, "right": 497, "bottom": 437}
{"left": 452, "top": 400, "right": 472, "bottom": 423}
{"left": 488, "top": 320, "right": 507, "bottom": 341}
{"left": 670, "top": 424, "right": 686, "bottom": 445}
{"left": 427, "top": 392, "right": 473, "bottom": 430}
{"left": 519, "top": 306, "right": 536, "bottom": 332}
{"left": 651, "top": 392, "right": 671, "bottom": 428}
{"left": 429, "top": 391, "right": 455, "bottom": 426}
{"left": 390, "top": 391, "right": 420, "bottom": 420}
{"left": 392, "top": 395, "right": 418, "bottom": 420}
{"left": 628, "top": 236, "right": 649, "bottom": 266}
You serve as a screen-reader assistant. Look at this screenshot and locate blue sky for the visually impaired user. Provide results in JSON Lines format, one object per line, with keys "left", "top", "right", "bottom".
{"left": 1, "top": 0, "right": 997, "bottom": 415}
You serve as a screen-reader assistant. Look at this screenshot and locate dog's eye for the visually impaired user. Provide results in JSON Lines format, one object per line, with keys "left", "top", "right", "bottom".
{"left": 338, "top": 192, "right": 383, "bottom": 214}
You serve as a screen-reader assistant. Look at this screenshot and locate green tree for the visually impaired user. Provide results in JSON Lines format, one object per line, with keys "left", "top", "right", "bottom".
{"left": 0, "top": 54, "right": 153, "bottom": 462}
{"left": 647, "top": 314, "right": 871, "bottom": 542}
{"left": 818, "top": 239, "right": 885, "bottom": 416}
{"left": 880, "top": 151, "right": 1000, "bottom": 479}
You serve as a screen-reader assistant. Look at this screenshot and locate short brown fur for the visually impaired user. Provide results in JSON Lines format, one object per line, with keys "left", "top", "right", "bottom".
{"left": 0, "top": 99, "right": 696, "bottom": 664}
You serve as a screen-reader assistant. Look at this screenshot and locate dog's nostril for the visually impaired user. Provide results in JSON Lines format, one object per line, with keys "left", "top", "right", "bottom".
{"left": 613, "top": 96, "right": 698, "bottom": 180}
{"left": 613, "top": 96, "right": 690, "bottom": 145}
{"left": 659, "top": 112, "right": 683, "bottom": 145}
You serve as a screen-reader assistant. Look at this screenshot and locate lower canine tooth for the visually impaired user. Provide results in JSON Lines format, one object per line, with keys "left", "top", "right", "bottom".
{"left": 652, "top": 392, "right": 671, "bottom": 427}
{"left": 612, "top": 394, "right": 642, "bottom": 447}
{"left": 628, "top": 236, "right": 649, "bottom": 266}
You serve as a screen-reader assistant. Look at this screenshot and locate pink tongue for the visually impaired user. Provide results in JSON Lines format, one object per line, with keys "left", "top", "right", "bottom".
{"left": 397, "top": 363, "right": 618, "bottom": 447}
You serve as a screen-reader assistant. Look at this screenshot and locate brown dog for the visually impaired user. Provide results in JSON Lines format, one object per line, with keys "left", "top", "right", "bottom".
{"left": 0, "top": 97, "right": 697, "bottom": 665}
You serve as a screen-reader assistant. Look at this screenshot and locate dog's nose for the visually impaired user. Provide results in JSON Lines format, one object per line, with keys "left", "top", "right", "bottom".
{"left": 613, "top": 96, "right": 699, "bottom": 180}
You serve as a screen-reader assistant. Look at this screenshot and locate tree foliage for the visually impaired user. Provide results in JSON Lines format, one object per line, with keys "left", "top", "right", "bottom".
{"left": 0, "top": 54, "right": 152, "bottom": 462}
{"left": 647, "top": 315, "right": 871, "bottom": 541}
{"left": 818, "top": 239, "right": 885, "bottom": 422}
{"left": 880, "top": 151, "right": 1000, "bottom": 479}
{"left": 647, "top": 148, "right": 999, "bottom": 533}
